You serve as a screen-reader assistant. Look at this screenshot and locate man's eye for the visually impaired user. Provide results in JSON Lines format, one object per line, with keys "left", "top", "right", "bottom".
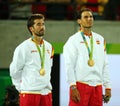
{"left": 84, "top": 16, "right": 93, "bottom": 18}
{"left": 84, "top": 16, "right": 88, "bottom": 18}
{"left": 37, "top": 24, "right": 41, "bottom": 26}
{"left": 37, "top": 23, "right": 44, "bottom": 26}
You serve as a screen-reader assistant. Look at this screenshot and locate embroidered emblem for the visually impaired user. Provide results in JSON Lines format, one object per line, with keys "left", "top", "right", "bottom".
{"left": 80, "top": 41, "right": 84, "bottom": 43}
{"left": 96, "top": 40, "right": 100, "bottom": 44}
{"left": 31, "top": 50, "right": 37, "bottom": 53}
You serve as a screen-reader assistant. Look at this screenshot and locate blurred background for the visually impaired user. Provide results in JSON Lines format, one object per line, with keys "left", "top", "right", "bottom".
{"left": 0, "top": 0, "right": 120, "bottom": 20}
{"left": 0, "top": 0, "right": 120, "bottom": 106}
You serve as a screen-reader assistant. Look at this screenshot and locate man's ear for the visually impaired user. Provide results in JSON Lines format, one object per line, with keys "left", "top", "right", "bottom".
{"left": 29, "top": 26, "right": 33, "bottom": 32}
{"left": 77, "top": 19, "right": 81, "bottom": 24}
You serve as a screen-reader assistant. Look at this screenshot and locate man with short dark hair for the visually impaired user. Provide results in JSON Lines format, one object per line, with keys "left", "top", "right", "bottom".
{"left": 10, "top": 14, "right": 54, "bottom": 106}
{"left": 63, "top": 8, "right": 111, "bottom": 106}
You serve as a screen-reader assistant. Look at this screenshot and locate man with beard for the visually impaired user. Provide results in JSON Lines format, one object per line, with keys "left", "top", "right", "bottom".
{"left": 63, "top": 8, "right": 111, "bottom": 106}
{"left": 10, "top": 14, "right": 54, "bottom": 106}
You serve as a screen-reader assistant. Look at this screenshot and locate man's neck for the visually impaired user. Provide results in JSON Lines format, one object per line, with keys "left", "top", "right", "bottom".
{"left": 80, "top": 27, "right": 92, "bottom": 36}
{"left": 32, "top": 35, "right": 43, "bottom": 45}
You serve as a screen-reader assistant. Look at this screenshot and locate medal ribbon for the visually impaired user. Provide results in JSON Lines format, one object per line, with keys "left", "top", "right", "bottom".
{"left": 81, "top": 31, "right": 93, "bottom": 60}
{"left": 36, "top": 41, "right": 45, "bottom": 69}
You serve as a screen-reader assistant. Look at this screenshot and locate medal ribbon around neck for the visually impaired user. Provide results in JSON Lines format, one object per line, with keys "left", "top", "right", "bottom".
{"left": 35, "top": 40, "right": 45, "bottom": 69}
{"left": 81, "top": 31, "right": 93, "bottom": 61}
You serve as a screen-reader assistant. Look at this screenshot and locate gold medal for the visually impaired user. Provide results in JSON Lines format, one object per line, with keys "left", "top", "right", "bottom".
{"left": 88, "top": 59, "right": 94, "bottom": 66}
{"left": 40, "top": 68, "right": 45, "bottom": 76}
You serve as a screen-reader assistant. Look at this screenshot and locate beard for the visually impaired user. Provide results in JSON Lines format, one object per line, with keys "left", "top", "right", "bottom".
{"left": 35, "top": 30, "right": 44, "bottom": 37}
{"left": 36, "top": 33, "right": 44, "bottom": 37}
{"left": 83, "top": 23, "right": 93, "bottom": 29}
{"left": 83, "top": 25, "right": 92, "bottom": 29}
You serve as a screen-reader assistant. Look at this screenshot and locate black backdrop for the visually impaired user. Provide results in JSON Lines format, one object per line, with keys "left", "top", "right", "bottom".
{"left": 51, "top": 54, "right": 60, "bottom": 106}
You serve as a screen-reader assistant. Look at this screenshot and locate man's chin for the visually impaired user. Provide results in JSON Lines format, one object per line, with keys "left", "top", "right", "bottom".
{"left": 84, "top": 26, "right": 92, "bottom": 29}
{"left": 36, "top": 34, "right": 44, "bottom": 37}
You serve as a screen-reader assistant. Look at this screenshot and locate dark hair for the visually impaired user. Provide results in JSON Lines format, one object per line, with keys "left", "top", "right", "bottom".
{"left": 27, "top": 14, "right": 45, "bottom": 34}
{"left": 3, "top": 85, "right": 19, "bottom": 106}
{"left": 76, "top": 8, "right": 93, "bottom": 19}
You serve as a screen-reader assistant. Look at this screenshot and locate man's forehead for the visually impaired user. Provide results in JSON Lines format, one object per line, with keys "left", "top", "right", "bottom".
{"left": 81, "top": 11, "right": 93, "bottom": 16}
{"left": 34, "top": 19, "right": 44, "bottom": 23}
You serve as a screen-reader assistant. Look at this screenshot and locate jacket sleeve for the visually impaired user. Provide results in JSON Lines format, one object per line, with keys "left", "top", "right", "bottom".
{"left": 10, "top": 46, "right": 25, "bottom": 91}
{"left": 103, "top": 40, "right": 111, "bottom": 89}
{"left": 63, "top": 38, "right": 77, "bottom": 86}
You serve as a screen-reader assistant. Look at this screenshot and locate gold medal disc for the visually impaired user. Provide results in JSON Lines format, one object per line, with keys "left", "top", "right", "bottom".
{"left": 40, "top": 68, "right": 45, "bottom": 76}
{"left": 88, "top": 59, "right": 94, "bottom": 66}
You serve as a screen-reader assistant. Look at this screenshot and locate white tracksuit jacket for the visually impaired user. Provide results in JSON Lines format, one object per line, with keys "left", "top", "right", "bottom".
{"left": 63, "top": 31, "right": 111, "bottom": 88}
{"left": 10, "top": 38, "right": 54, "bottom": 94}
